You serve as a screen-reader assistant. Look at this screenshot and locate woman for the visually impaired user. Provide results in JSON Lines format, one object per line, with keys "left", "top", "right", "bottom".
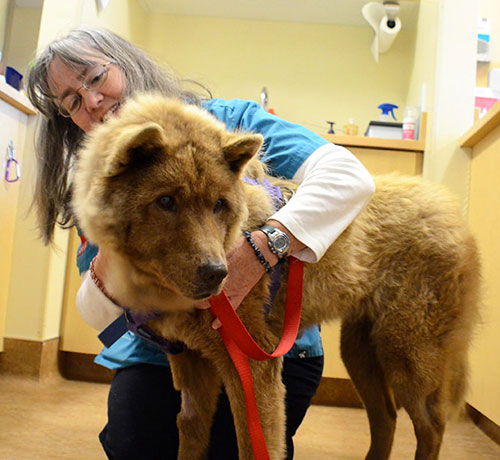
{"left": 27, "top": 27, "right": 374, "bottom": 460}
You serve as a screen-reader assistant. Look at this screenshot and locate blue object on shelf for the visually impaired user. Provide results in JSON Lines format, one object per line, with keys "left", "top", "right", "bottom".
{"left": 377, "top": 103, "right": 399, "bottom": 121}
{"left": 6, "top": 66, "right": 23, "bottom": 90}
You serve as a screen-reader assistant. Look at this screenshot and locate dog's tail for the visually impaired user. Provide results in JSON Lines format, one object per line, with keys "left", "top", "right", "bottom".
{"left": 447, "top": 234, "right": 482, "bottom": 419}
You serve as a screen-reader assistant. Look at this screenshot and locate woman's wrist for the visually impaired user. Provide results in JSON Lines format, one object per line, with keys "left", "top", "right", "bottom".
{"left": 262, "top": 219, "right": 306, "bottom": 257}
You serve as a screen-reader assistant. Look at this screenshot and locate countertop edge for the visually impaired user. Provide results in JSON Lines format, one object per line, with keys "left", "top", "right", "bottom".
{"left": 321, "top": 134, "right": 425, "bottom": 153}
{"left": 0, "top": 80, "right": 36, "bottom": 115}
{"left": 460, "top": 99, "right": 500, "bottom": 148}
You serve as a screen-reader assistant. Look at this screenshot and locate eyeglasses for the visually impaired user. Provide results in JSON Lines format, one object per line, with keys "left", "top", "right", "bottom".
{"left": 57, "top": 62, "right": 111, "bottom": 117}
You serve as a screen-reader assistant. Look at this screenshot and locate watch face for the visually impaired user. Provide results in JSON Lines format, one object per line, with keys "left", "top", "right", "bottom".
{"left": 274, "top": 235, "right": 288, "bottom": 252}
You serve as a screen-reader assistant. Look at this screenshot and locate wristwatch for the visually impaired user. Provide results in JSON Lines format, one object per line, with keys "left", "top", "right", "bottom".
{"left": 259, "top": 224, "right": 290, "bottom": 261}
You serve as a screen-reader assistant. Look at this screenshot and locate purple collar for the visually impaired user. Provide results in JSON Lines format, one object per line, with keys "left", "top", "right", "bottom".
{"left": 98, "top": 309, "right": 185, "bottom": 355}
{"left": 243, "top": 177, "right": 287, "bottom": 213}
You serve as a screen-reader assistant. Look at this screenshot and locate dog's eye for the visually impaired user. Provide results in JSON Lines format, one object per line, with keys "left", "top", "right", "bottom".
{"left": 156, "top": 195, "right": 176, "bottom": 211}
{"left": 214, "top": 199, "right": 224, "bottom": 214}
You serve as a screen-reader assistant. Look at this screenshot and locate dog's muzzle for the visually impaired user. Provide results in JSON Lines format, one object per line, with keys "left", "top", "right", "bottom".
{"left": 193, "top": 260, "right": 228, "bottom": 299}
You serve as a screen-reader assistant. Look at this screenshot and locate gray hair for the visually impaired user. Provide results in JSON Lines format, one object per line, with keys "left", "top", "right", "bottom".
{"left": 27, "top": 27, "right": 210, "bottom": 243}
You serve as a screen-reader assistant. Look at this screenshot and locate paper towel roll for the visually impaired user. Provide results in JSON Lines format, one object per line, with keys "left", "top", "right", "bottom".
{"left": 362, "top": 2, "right": 402, "bottom": 62}
{"left": 378, "top": 16, "right": 402, "bottom": 54}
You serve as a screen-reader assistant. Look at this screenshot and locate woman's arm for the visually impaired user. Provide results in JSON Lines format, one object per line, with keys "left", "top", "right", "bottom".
{"left": 212, "top": 142, "right": 374, "bottom": 319}
{"left": 270, "top": 142, "right": 375, "bottom": 262}
{"left": 76, "top": 269, "right": 122, "bottom": 330}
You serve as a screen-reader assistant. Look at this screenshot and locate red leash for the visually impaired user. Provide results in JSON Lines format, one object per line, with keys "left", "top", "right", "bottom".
{"left": 209, "top": 256, "right": 304, "bottom": 460}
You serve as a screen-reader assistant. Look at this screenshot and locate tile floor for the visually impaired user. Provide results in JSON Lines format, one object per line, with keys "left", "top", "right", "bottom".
{"left": 0, "top": 375, "right": 498, "bottom": 459}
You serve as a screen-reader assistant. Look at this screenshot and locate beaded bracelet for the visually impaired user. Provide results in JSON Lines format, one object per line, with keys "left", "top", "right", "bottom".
{"left": 89, "top": 257, "right": 120, "bottom": 305}
{"left": 243, "top": 230, "right": 272, "bottom": 274}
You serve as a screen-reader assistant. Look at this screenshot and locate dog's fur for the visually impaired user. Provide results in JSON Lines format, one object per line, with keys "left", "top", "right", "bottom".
{"left": 73, "top": 94, "right": 480, "bottom": 460}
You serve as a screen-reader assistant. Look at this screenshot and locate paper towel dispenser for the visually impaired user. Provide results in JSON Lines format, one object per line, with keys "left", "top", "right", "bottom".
{"left": 362, "top": 1, "right": 402, "bottom": 62}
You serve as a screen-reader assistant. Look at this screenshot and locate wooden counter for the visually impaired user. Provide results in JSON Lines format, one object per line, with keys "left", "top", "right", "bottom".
{"left": 0, "top": 80, "right": 36, "bottom": 115}
{"left": 321, "top": 134, "right": 424, "bottom": 153}
{"left": 321, "top": 112, "right": 427, "bottom": 177}
{"left": 322, "top": 112, "right": 427, "bottom": 152}
{"left": 460, "top": 99, "right": 500, "bottom": 147}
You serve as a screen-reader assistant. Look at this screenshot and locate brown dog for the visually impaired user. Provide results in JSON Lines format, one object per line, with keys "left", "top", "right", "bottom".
{"left": 73, "top": 94, "right": 480, "bottom": 460}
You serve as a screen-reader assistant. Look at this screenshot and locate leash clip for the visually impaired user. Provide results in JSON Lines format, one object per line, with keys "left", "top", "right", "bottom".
{"left": 5, "top": 140, "right": 20, "bottom": 183}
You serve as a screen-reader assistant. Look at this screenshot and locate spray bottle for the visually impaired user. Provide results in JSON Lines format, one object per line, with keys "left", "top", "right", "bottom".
{"left": 378, "top": 103, "right": 399, "bottom": 121}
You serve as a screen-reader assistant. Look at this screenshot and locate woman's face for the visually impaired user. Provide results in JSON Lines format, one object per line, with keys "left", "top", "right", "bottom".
{"left": 48, "top": 56, "right": 125, "bottom": 133}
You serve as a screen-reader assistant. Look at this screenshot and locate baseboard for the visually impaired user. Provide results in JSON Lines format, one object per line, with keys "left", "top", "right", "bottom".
{"left": 312, "top": 376, "right": 363, "bottom": 408}
{"left": 58, "top": 351, "right": 114, "bottom": 383}
{"left": 466, "top": 403, "right": 500, "bottom": 447}
{"left": 59, "top": 356, "right": 362, "bottom": 406}
{"left": 0, "top": 342, "right": 359, "bottom": 404}
{"left": 0, "top": 337, "right": 60, "bottom": 381}
{"left": 55, "top": 352, "right": 364, "bottom": 403}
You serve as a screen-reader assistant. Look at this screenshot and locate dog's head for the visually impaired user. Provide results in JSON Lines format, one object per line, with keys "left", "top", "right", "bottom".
{"left": 73, "top": 94, "right": 265, "bottom": 311}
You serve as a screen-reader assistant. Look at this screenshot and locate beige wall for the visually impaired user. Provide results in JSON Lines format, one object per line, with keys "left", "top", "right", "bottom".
{"left": 0, "top": 0, "right": 10, "bottom": 62}
{"left": 404, "top": 0, "right": 438, "bottom": 113}
{"left": 3, "top": 7, "right": 42, "bottom": 75}
{"left": 143, "top": 14, "right": 417, "bottom": 135}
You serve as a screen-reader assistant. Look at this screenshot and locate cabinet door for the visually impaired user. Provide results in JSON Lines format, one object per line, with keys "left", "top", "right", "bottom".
{"left": 351, "top": 147, "right": 423, "bottom": 176}
{"left": 0, "top": 101, "right": 28, "bottom": 351}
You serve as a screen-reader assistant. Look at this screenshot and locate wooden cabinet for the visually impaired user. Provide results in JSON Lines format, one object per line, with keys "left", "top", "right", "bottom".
{"left": 460, "top": 104, "right": 500, "bottom": 426}
{"left": 0, "top": 81, "right": 36, "bottom": 351}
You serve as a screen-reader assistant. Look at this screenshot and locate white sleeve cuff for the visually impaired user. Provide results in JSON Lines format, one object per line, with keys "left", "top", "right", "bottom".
{"left": 270, "top": 143, "right": 375, "bottom": 262}
{"left": 76, "top": 270, "right": 123, "bottom": 331}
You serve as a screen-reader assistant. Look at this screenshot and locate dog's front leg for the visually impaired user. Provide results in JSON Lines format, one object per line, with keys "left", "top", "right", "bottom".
{"left": 168, "top": 349, "right": 222, "bottom": 460}
{"left": 216, "top": 344, "right": 287, "bottom": 460}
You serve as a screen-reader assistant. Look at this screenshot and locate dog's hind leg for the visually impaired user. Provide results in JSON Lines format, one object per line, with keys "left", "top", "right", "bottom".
{"left": 340, "top": 318, "right": 397, "bottom": 460}
{"left": 169, "top": 350, "right": 222, "bottom": 460}
{"left": 398, "top": 384, "right": 446, "bottom": 460}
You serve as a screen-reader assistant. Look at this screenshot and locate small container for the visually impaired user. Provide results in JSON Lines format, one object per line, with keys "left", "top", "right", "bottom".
{"left": 344, "top": 118, "right": 359, "bottom": 136}
{"left": 6, "top": 66, "right": 23, "bottom": 90}
{"left": 402, "top": 106, "right": 418, "bottom": 140}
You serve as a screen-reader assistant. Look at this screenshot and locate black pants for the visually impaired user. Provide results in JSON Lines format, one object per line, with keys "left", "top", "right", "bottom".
{"left": 99, "top": 355, "right": 324, "bottom": 460}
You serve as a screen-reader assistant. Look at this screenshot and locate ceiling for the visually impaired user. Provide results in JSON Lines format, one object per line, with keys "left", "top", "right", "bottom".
{"left": 137, "top": 0, "right": 419, "bottom": 26}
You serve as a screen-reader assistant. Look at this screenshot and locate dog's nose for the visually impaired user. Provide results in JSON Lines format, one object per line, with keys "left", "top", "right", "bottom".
{"left": 196, "top": 260, "right": 228, "bottom": 292}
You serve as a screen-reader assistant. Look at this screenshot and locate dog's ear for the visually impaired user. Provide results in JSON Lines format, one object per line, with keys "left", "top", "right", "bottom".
{"left": 222, "top": 133, "right": 263, "bottom": 175}
{"left": 105, "top": 122, "right": 165, "bottom": 176}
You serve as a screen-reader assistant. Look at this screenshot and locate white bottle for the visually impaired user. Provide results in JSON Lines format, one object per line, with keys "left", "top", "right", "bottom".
{"left": 403, "top": 107, "right": 418, "bottom": 140}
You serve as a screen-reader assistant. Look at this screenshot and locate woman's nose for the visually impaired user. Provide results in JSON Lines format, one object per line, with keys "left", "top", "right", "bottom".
{"left": 80, "top": 90, "right": 103, "bottom": 111}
